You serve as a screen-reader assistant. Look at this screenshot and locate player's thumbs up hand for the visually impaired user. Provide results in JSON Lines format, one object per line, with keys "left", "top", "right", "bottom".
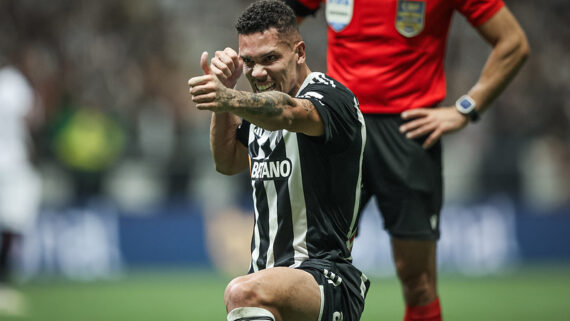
{"left": 201, "top": 51, "right": 212, "bottom": 75}
{"left": 189, "top": 51, "right": 232, "bottom": 112}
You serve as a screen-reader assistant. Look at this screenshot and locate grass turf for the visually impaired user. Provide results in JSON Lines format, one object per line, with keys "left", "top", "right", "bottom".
{"left": 2, "top": 265, "right": 569, "bottom": 321}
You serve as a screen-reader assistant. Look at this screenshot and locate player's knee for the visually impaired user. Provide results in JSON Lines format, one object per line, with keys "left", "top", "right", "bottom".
{"left": 224, "top": 276, "right": 269, "bottom": 311}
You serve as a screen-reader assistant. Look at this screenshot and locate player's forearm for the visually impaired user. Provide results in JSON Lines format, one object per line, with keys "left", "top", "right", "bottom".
{"left": 209, "top": 112, "right": 248, "bottom": 175}
{"left": 468, "top": 16, "right": 530, "bottom": 114}
{"left": 225, "top": 89, "right": 298, "bottom": 132}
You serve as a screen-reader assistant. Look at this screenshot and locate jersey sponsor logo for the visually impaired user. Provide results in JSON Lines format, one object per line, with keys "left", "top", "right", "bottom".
{"left": 250, "top": 158, "right": 292, "bottom": 181}
{"left": 326, "top": 0, "right": 353, "bottom": 32}
{"left": 395, "top": 0, "right": 425, "bottom": 38}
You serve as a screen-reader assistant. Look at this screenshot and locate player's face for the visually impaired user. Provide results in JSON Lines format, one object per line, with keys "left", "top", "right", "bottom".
{"left": 238, "top": 28, "right": 303, "bottom": 96}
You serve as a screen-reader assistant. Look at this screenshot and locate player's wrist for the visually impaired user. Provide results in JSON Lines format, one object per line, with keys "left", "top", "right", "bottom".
{"left": 455, "top": 95, "right": 479, "bottom": 122}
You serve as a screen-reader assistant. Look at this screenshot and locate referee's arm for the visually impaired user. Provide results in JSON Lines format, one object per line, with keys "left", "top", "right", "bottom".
{"left": 466, "top": 6, "right": 530, "bottom": 116}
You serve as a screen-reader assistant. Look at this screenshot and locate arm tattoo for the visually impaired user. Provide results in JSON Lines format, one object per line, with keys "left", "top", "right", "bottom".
{"left": 231, "top": 91, "right": 294, "bottom": 116}
{"left": 222, "top": 89, "right": 318, "bottom": 132}
{"left": 299, "top": 99, "right": 316, "bottom": 113}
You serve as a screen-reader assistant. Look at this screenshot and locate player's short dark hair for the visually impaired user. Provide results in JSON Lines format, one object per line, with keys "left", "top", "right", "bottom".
{"left": 236, "top": 0, "right": 298, "bottom": 36}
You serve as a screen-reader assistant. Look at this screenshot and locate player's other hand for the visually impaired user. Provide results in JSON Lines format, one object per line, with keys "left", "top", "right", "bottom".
{"left": 399, "top": 106, "right": 468, "bottom": 149}
{"left": 188, "top": 51, "right": 234, "bottom": 112}
{"left": 211, "top": 47, "right": 243, "bottom": 89}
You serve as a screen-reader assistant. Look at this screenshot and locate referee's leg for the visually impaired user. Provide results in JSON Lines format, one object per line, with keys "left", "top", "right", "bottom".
{"left": 392, "top": 238, "right": 440, "bottom": 321}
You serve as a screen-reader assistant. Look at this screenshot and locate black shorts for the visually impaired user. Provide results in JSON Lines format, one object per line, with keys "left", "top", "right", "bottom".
{"left": 298, "top": 259, "right": 370, "bottom": 321}
{"left": 360, "top": 114, "right": 443, "bottom": 240}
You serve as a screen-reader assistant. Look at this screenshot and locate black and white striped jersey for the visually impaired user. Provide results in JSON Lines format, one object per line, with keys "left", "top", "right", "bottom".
{"left": 236, "top": 72, "right": 366, "bottom": 273}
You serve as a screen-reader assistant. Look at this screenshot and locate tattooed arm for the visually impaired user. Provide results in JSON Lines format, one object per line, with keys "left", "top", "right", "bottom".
{"left": 208, "top": 111, "right": 249, "bottom": 175}
{"left": 189, "top": 52, "right": 249, "bottom": 175}
{"left": 189, "top": 73, "right": 324, "bottom": 137}
{"left": 189, "top": 52, "right": 323, "bottom": 174}
{"left": 224, "top": 89, "right": 323, "bottom": 136}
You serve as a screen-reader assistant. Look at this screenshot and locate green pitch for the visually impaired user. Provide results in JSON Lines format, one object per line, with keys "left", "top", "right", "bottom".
{"left": 2, "top": 265, "right": 569, "bottom": 321}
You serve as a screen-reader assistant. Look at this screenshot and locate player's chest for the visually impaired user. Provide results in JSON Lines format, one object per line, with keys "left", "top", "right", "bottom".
{"left": 248, "top": 127, "right": 296, "bottom": 182}
{"left": 248, "top": 126, "right": 290, "bottom": 160}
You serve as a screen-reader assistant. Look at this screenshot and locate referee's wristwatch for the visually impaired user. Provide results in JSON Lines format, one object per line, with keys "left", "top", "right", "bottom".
{"left": 455, "top": 95, "right": 479, "bottom": 122}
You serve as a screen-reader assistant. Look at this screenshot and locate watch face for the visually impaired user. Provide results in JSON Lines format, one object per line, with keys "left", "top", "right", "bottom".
{"left": 456, "top": 96, "right": 475, "bottom": 113}
{"left": 459, "top": 99, "right": 473, "bottom": 110}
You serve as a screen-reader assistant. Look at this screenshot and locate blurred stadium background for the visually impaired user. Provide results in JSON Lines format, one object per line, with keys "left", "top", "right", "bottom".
{"left": 0, "top": 0, "right": 568, "bottom": 320}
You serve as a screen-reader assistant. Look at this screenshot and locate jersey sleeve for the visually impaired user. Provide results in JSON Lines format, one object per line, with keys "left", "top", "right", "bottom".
{"left": 297, "top": 77, "right": 362, "bottom": 151}
{"left": 236, "top": 119, "right": 250, "bottom": 147}
{"left": 454, "top": 0, "right": 505, "bottom": 27}
{"left": 284, "top": 0, "right": 322, "bottom": 17}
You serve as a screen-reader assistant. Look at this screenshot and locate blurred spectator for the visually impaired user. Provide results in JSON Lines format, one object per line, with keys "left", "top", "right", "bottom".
{"left": 49, "top": 102, "right": 126, "bottom": 205}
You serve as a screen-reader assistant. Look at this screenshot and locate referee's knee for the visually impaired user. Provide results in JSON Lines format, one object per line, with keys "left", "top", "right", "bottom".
{"left": 398, "top": 272, "right": 436, "bottom": 306}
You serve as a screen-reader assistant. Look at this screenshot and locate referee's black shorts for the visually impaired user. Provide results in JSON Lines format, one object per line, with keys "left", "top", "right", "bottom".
{"left": 360, "top": 114, "right": 443, "bottom": 240}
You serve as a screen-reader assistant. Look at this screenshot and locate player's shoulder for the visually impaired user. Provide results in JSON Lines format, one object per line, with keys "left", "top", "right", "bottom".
{"left": 302, "top": 72, "right": 341, "bottom": 88}
{"left": 297, "top": 73, "right": 361, "bottom": 124}
{"left": 297, "top": 72, "right": 354, "bottom": 99}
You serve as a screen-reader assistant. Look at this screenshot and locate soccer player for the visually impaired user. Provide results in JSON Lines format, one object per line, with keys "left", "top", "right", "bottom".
{"left": 188, "top": 1, "right": 370, "bottom": 320}
{"left": 284, "top": 0, "right": 530, "bottom": 320}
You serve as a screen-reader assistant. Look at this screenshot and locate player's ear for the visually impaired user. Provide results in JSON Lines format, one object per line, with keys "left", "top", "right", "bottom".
{"left": 295, "top": 41, "right": 306, "bottom": 64}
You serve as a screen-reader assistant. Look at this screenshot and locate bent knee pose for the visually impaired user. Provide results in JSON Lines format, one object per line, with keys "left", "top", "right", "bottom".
{"left": 188, "top": 1, "right": 370, "bottom": 320}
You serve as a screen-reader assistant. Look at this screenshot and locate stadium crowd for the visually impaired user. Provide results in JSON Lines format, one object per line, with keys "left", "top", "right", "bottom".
{"left": 0, "top": 0, "right": 568, "bottom": 213}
